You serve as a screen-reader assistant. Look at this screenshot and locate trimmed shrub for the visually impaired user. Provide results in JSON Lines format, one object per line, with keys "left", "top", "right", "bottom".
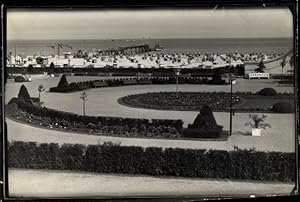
{"left": 57, "top": 74, "right": 69, "bottom": 88}
{"left": 18, "top": 85, "right": 31, "bottom": 101}
{"left": 190, "top": 105, "right": 222, "bottom": 130}
{"left": 257, "top": 88, "right": 277, "bottom": 96}
{"left": 182, "top": 128, "right": 222, "bottom": 138}
{"left": 7, "top": 141, "right": 296, "bottom": 182}
{"left": 49, "top": 86, "right": 74, "bottom": 92}
{"left": 183, "top": 105, "right": 223, "bottom": 138}
{"left": 272, "top": 102, "right": 294, "bottom": 113}
{"left": 14, "top": 76, "right": 27, "bottom": 82}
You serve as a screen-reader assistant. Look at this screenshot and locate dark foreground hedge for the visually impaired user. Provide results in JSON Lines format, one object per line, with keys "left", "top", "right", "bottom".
{"left": 8, "top": 141, "right": 295, "bottom": 182}
{"left": 257, "top": 88, "right": 277, "bottom": 96}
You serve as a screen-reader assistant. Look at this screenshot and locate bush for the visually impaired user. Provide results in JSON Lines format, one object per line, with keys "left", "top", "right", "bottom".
{"left": 272, "top": 102, "right": 294, "bottom": 113}
{"left": 190, "top": 105, "right": 222, "bottom": 130}
{"left": 14, "top": 76, "right": 27, "bottom": 82}
{"left": 49, "top": 86, "right": 74, "bottom": 92}
{"left": 18, "top": 85, "right": 31, "bottom": 101}
{"left": 182, "top": 128, "right": 222, "bottom": 138}
{"left": 8, "top": 141, "right": 296, "bottom": 182}
{"left": 57, "top": 74, "right": 69, "bottom": 88}
{"left": 257, "top": 88, "right": 277, "bottom": 96}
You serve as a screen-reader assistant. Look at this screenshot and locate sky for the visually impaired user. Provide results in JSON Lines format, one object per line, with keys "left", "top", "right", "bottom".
{"left": 7, "top": 8, "right": 293, "bottom": 40}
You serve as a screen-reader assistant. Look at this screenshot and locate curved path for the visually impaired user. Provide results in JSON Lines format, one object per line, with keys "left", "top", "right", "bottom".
{"left": 5, "top": 76, "right": 296, "bottom": 152}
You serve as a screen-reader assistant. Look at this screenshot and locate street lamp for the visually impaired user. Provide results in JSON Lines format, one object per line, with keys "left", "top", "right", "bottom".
{"left": 174, "top": 69, "right": 181, "bottom": 99}
{"left": 229, "top": 73, "right": 236, "bottom": 136}
{"left": 80, "top": 91, "right": 88, "bottom": 116}
{"left": 38, "top": 84, "right": 45, "bottom": 106}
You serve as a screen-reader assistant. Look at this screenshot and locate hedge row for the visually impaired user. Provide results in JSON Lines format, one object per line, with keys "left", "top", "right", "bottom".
{"left": 8, "top": 141, "right": 295, "bottom": 182}
{"left": 49, "top": 77, "right": 228, "bottom": 93}
{"left": 182, "top": 128, "right": 223, "bottom": 139}
{"left": 7, "top": 98, "right": 183, "bottom": 138}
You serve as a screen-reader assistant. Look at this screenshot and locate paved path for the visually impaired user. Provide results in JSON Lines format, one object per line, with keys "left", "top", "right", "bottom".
{"left": 8, "top": 168, "right": 294, "bottom": 198}
{"left": 6, "top": 118, "right": 295, "bottom": 152}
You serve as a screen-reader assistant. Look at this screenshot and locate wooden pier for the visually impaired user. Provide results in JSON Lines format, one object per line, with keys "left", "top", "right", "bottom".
{"left": 100, "top": 44, "right": 151, "bottom": 56}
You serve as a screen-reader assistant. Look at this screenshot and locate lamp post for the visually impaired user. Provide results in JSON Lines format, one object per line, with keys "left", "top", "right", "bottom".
{"left": 229, "top": 73, "right": 236, "bottom": 136}
{"left": 174, "top": 69, "right": 181, "bottom": 99}
{"left": 80, "top": 91, "right": 88, "bottom": 116}
{"left": 38, "top": 84, "right": 45, "bottom": 106}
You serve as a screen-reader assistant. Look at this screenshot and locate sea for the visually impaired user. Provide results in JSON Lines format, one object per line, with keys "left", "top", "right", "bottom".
{"left": 7, "top": 38, "right": 293, "bottom": 57}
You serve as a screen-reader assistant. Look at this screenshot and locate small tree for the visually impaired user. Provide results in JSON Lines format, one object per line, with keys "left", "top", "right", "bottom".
{"left": 245, "top": 114, "right": 271, "bottom": 129}
{"left": 280, "top": 57, "right": 287, "bottom": 83}
{"left": 27, "top": 64, "right": 33, "bottom": 76}
{"left": 18, "top": 85, "right": 31, "bottom": 100}
{"left": 255, "top": 60, "right": 265, "bottom": 73}
{"left": 49, "top": 62, "right": 55, "bottom": 74}
{"left": 289, "top": 56, "right": 294, "bottom": 72}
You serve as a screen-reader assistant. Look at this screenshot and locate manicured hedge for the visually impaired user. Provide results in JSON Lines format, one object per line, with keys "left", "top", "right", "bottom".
{"left": 49, "top": 76, "right": 230, "bottom": 93}
{"left": 8, "top": 141, "right": 295, "bottom": 182}
{"left": 182, "top": 128, "right": 222, "bottom": 139}
{"left": 257, "top": 88, "right": 277, "bottom": 96}
{"left": 272, "top": 102, "right": 294, "bottom": 113}
{"left": 14, "top": 76, "right": 27, "bottom": 82}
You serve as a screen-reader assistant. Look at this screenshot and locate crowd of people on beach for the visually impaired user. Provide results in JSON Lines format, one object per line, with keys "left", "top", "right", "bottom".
{"left": 7, "top": 49, "right": 285, "bottom": 69}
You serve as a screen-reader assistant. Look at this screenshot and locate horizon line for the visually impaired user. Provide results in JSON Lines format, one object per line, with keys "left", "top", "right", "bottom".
{"left": 7, "top": 36, "right": 294, "bottom": 41}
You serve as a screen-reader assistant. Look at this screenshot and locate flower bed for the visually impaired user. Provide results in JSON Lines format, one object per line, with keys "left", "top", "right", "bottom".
{"left": 6, "top": 98, "right": 183, "bottom": 139}
{"left": 118, "top": 92, "right": 294, "bottom": 112}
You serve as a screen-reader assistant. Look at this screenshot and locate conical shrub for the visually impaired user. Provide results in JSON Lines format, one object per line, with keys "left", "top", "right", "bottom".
{"left": 18, "top": 85, "right": 31, "bottom": 100}
{"left": 190, "top": 105, "right": 219, "bottom": 129}
{"left": 57, "top": 74, "right": 69, "bottom": 88}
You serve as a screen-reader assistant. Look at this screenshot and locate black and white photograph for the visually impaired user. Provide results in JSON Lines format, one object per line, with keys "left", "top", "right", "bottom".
{"left": 3, "top": 6, "right": 297, "bottom": 198}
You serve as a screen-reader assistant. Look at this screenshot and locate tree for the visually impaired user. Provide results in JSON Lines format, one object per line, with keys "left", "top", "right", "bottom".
{"left": 80, "top": 91, "right": 88, "bottom": 116}
{"left": 27, "top": 64, "right": 33, "bottom": 76}
{"left": 280, "top": 56, "right": 287, "bottom": 83}
{"left": 255, "top": 60, "right": 265, "bottom": 73}
{"left": 57, "top": 74, "right": 69, "bottom": 88}
{"left": 49, "top": 62, "right": 55, "bottom": 74}
{"left": 38, "top": 84, "right": 45, "bottom": 106}
{"left": 289, "top": 56, "right": 294, "bottom": 72}
{"left": 18, "top": 85, "right": 31, "bottom": 101}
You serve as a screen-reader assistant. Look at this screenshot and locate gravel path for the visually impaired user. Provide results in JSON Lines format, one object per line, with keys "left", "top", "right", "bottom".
{"left": 8, "top": 168, "right": 294, "bottom": 198}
